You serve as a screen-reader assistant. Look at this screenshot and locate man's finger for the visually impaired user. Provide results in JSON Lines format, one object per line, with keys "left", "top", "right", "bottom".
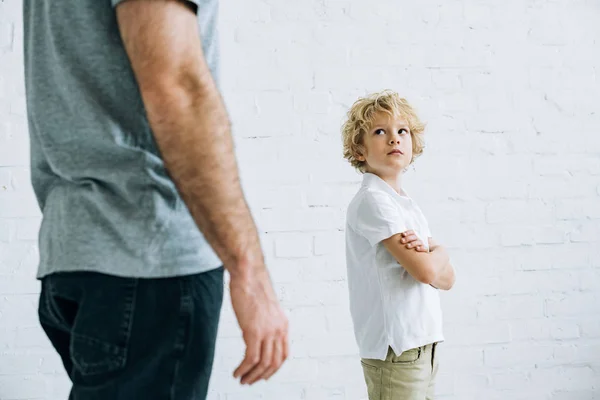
{"left": 242, "top": 338, "right": 273, "bottom": 385}
{"left": 234, "top": 336, "right": 261, "bottom": 380}
{"left": 282, "top": 330, "right": 290, "bottom": 361}
{"left": 262, "top": 335, "right": 283, "bottom": 380}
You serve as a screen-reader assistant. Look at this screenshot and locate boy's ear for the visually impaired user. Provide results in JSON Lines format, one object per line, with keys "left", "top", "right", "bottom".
{"left": 355, "top": 145, "right": 366, "bottom": 162}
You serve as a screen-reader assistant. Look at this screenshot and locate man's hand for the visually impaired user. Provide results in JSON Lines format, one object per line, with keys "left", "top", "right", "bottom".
{"left": 230, "top": 268, "right": 289, "bottom": 385}
{"left": 400, "top": 230, "right": 428, "bottom": 252}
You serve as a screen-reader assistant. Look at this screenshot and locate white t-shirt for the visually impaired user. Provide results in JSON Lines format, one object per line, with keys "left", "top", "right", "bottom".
{"left": 345, "top": 173, "right": 444, "bottom": 360}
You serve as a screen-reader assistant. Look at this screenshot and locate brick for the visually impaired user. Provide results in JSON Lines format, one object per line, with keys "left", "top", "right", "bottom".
{"left": 259, "top": 207, "right": 344, "bottom": 232}
{"left": 325, "top": 305, "right": 354, "bottom": 333}
{"left": 289, "top": 306, "right": 327, "bottom": 337}
{"left": 0, "top": 192, "right": 40, "bottom": 218}
{"left": 444, "top": 322, "right": 511, "bottom": 346}
{"left": 273, "top": 358, "right": 319, "bottom": 383}
{"left": 317, "top": 356, "right": 363, "bottom": 386}
{"left": 306, "top": 184, "right": 358, "bottom": 209}
{"left": 15, "top": 327, "right": 50, "bottom": 349}
{"left": 530, "top": 366, "right": 597, "bottom": 392}
{"left": 454, "top": 372, "right": 491, "bottom": 394}
{"left": 300, "top": 256, "right": 346, "bottom": 282}
{"left": 579, "top": 317, "right": 600, "bottom": 338}
{"left": 277, "top": 281, "right": 348, "bottom": 308}
{"left": 15, "top": 217, "right": 40, "bottom": 241}
{"left": 261, "top": 384, "right": 304, "bottom": 400}
{"left": 313, "top": 231, "right": 345, "bottom": 256}
{"left": 0, "top": 218, "right": 15, "bottom": 242}
{"left": 274, "top": 233, "right": 313, "bottom": 258}
{"left": 0, "top": 354, "right": 42, "bottom": 375}
{"left": 0, "top": 168, "right": 11, "bottom": 191}
{"left": 268, "top": 259, "right": 304, "bottom": 284}
{"left": 515, "top": 244, "right": 591, "bottom": 271}
{"left": 303, "top": 331, "right": 357, "bottom": 357}
{"left": 0, "top": 20, "right": 12, "bottom": 51}
{"left": 304, "top": 386, "right": 346, "bottom": 400}
{"left": 0, "top": 275, "right": 40, "bottom": 295}
{"left": 0, "top": 375, "right": 49, "bottom": 398}
{"left": 437, "top": 346, "right": 484, "bottom": 368}
{"left": 507, "top": 270, "right": 580, "bottom": 295}
{"left": 545, "top": 293, "right": 600, "bottom": 317}
{"left": 529, "top": 176, "right": 599, "bottom": 199}
{"left": 569, "top": 222, "right": 600, "bottom": 243}
{"left": 478, "top": 295, "right": 545, "bottom": 321}
{"left": 486, "top": 200, "right": 554, "bottom": 225}
{"left": 0, "top": 135, "right": 29, "bottom": 167}
{"left": 491, "top": 371, "right": 530, "bottom": 391}
{"left": 484, "top": 344, "right": 555, "bottom": 368}
{"left": 510, "top": 319, "right": 580, "bottom": 341}
{"left": 499, "top": 226, "right": 535, "bottom": 247}
{"left": 550, "top": 390, "right": 600, "bottom": 400}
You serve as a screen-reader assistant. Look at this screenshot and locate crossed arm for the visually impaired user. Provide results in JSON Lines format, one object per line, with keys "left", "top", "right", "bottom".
{"left": 383, "top": 231, "right": 456, "bottom": 290}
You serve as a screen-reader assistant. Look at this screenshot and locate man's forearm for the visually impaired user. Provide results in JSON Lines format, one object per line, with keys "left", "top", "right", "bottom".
{"left": 144, "top": 78, "right": 262, "bottom": 278}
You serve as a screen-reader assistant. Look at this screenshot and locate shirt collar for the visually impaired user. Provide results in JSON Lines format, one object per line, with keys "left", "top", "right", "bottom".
{"left": 362, "top": 172, "right": 411, "bottom": 200}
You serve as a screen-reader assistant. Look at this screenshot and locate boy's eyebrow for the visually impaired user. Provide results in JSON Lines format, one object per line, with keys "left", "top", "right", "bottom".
{"left": 370, "top": 123, "right": 410, "bottom": 130}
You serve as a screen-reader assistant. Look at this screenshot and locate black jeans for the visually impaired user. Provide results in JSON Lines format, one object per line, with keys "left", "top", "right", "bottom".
{"left": 38, "top": 268, "right": 224, "bottom": 400}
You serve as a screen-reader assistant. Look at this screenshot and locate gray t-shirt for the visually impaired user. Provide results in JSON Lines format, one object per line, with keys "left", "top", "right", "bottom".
{"left": 23, "top": 0, "right": 222, "bottom": 278}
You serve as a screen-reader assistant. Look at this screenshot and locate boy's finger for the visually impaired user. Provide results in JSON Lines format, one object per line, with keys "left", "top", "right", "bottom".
{"left": 401, "top": 234, "right": 417, "bottom": 243}
{"left": 406, "top": 240, "right": 424, "bottom": 249}
{"left": 401, "top": 230, "right": 414, "bottom": 237}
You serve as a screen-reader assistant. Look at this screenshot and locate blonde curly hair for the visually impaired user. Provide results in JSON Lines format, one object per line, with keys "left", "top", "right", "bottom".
{"left": 341, "top": 90, "right": 426, "bottom": 173}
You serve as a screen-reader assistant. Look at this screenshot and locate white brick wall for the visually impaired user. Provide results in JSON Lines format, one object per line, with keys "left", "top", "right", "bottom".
{"left": 1, "top": 0, "right": 600, "bottom": 399}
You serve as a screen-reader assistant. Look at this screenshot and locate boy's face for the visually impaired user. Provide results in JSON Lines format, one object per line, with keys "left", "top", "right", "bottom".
{"left": 357, "top": 112, "right": 413, "bottom": 176}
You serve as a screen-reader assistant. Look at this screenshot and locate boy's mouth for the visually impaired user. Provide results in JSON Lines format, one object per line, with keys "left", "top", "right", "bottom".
{"left": 387, "top": 149, "right": 404, "bottom": 155}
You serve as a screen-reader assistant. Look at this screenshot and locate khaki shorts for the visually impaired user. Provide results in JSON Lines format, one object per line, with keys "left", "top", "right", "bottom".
{"left": 360, "top": 343, "right": 439, "bottom": 400}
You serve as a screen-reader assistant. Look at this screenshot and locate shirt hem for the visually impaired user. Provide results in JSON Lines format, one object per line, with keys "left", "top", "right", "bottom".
{"left": 36, "top": 256, "right": 223, "bottom": 280}
{"left": 360, "top": 333, "right": 445, "bottom": 361}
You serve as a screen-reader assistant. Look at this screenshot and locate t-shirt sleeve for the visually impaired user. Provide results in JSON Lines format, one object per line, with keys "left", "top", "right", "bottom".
{"left": 353, "top": 190, "right": 408, "bottom": 247}
{"left": 111, "top": 0, "right": 200, "bottom": 11}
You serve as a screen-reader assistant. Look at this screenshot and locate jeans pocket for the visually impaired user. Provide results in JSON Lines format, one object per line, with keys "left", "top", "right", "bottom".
{"left": 391, "top": 347, "right": 422, "bottom": 364}
{"left": 68, "top": 277, "right": 138, "bottom": 377}
{"left": 71, "top": 334, "right": 128, "bottom": 376}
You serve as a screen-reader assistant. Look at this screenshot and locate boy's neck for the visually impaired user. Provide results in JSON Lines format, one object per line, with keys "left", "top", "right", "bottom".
{"left": 368, "top": 170, "right": 406, "bottom": 195}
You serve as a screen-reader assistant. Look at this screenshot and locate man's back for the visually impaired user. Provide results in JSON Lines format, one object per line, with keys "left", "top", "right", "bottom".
{"left": 23, "top": 0, "right": 221, "bottom": 278}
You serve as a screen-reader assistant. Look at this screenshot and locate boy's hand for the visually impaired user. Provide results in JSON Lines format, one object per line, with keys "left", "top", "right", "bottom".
{"left": 400, "top": 230, "right": 428, "bottom": 252}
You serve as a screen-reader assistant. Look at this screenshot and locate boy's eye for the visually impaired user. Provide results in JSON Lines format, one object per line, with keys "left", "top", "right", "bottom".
{"left": 399, "top": 128, "right": 409, "bottom": 135}
{"left": 374, "top": 129, "right": 385, "bottom": 135}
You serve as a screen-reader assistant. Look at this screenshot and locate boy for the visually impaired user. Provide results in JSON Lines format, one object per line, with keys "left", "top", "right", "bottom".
{"left": 342, "top": 90, "right": 455, "bottom": 400}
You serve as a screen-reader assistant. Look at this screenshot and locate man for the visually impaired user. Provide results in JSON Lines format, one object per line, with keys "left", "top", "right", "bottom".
{"left": 23, "top": 0, "right": 288, "bottom": 398}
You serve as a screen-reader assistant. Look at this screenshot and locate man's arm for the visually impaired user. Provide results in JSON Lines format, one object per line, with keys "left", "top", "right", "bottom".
{"left": 115, "top": 0, "right": 287, "bottom": 384}
{"left": 383, "top": 235, "right": 455, "bottom": 290}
